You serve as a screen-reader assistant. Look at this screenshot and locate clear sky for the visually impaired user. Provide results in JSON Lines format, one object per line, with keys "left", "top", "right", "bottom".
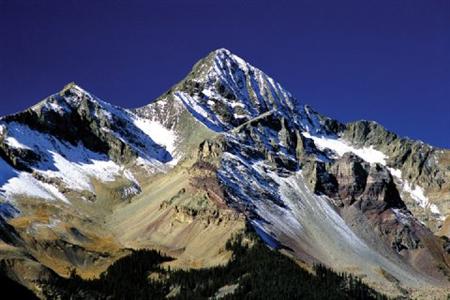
{"left": 1, "top": 0, "right": 449, "bottom": 147}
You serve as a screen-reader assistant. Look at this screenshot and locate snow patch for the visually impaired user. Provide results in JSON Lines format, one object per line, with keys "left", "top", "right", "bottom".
{"left": 175, "top": 91, "right": 225, "bottom": 132}
{"left": 392, "top": 208, "right": 412, "bottom": 226}
{"left": 123, "top": 170, "right": 139, "bottom": 186}
{"left": 0, "top": 165, "right": 69, "bottom": 203}
{"left": 388, "top": 168, "right": 444, "bottom": 221}
{"left": 302, "top": 132, "right": 387, "bottom": 165}
{"left": 0, "top": 122, "right": 124, "bottom": 201}
{"left": 40, "top": 151, "right": 122, "bottom": 192}
{"left": 5, "top": 136, "right": 31, "bottom": 150}
{"left": 132, "top": 117, "right": 177, "bottom": 161}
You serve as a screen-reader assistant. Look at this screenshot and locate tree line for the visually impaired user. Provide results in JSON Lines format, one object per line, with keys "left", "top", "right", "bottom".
{"left": 41, "top": 229, "right": 390, "bottom": 300}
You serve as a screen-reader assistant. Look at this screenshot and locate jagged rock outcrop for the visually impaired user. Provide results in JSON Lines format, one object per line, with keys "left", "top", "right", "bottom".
{"left": 301, "top": 153, "right": 435, "bottom": 255}
{"left": 343, "top": 121, "right": 447, "bottom": 191}
{"left": 305, "top": 153, "right": 405, "bottom": 212}
{"left": 340, "top": 120, "right": 450, "bottom": 232}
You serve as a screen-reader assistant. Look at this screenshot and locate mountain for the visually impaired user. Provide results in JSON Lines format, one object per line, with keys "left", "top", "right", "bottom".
{"left": 0, "top": 48, "right": 449, "bottom": 299}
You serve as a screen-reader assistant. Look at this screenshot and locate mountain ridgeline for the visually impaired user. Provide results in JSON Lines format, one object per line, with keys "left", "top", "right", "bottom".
{"left": 0, "top": 48, "right": 449, "bottom": 299}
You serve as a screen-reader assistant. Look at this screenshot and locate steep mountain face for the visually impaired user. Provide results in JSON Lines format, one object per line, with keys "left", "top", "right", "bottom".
{"left": 342, "top": 121, "right": 450, "bottom": 233}
{"left": 0, "top": 48, "right": 449, "bottom": 298}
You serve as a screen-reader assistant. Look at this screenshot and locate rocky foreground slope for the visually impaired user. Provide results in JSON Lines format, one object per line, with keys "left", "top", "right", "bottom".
{"left": 0, "top": 49, "right": 449, "bottom": 298}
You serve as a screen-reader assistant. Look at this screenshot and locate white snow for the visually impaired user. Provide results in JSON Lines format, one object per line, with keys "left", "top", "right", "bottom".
{"left": 30, "top": 98, "right": 71, "bottom": 115}
{"left": 388, "top": 168, "right": 402, "bottom": 178}
{"left": 135, "top": 157, "right": 166, "bottom": 174}
{"left": 47, "top": 102, "right": 63, "bottom": 112}
{"left": 392, "top": 208, "right": 411, "bottom": 226}
{"left": 5, "top": 136, "right": 31, "bottom": 150}
{"left": 403, "top": 181, "right": 443, "bottom": 217}
{"left": 388, "top": 167, "right": 444, "bottom": 221}
{"left": 229, "top": 102, "right": 245, "bottom": 108}
{"left": 301, "top": 129, "right": 445, "bottom": 222}
{"left": 176, "top": 92, "right": 210, "bottom": 122}
{"left": 173, "top": 48, "right": 298, "bottom": 133}
{"left": 99, "top": 109, "right": 113, "bottom": 121}
{"left": 132, "top": 117, "right": 178, "bottom": 164}
{"left": 430, "top": 204, "right": 443, "bottom": 216}
{"left": 40, "top": 150, "right": 122, "bottom": 192}
{"left": 123, "top": 169, "right": 139, "bottom": 186}
{"left": 254, "top": 162, "right": 368, "bottom": 251}
{"left": 301, "top": 132, "right": 387, "bottom": 165}
{"left": 0, "top": 158, "right": 68, "bottom": 203}
{"left": 232, "top": 53, "right": 249, "bottom": 72}
{"left": 175, "top": 91, "right": 225, "bottom": 132}
{"left": 0, "top": 122, "right": 125, "bottom": 202}
{"left": 202, "top": 89, "right": 215, "bottom": 98}
{"left": 45, "top": 101, "right": 71, "bottom": 114}
{"left": 403, "top": 182, "right": 428, "bottom": 209}
{"left": 0, "top": 83, "right": 184, "bottom": 206}
{"left": 121, "top": 185, "right": 140, "bottom": 199}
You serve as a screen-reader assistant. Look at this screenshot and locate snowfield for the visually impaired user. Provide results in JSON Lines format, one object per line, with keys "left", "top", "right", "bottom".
{"left": 301, "top": 131, "right": 387, "bottom": 165}
{"left": 0, "top": 122, "right": 125, "bottom": 202}
{"left": 132, "top": 116, "right": 179, "bottom": 165}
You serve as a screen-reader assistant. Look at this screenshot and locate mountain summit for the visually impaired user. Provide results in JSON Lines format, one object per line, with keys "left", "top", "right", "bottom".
{"left": 0, "top": 49, "right": 449, "bottom": 299}
{"left": 156, "top": 48, "right": 300, "bottom": 131}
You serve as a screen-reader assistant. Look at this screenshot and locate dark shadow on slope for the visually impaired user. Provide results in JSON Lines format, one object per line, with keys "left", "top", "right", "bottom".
{"left": 0, "top": 272, "right": 38, "bottom": 300}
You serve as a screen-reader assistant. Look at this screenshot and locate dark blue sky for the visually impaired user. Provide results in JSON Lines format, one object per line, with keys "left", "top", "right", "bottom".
{"left": 1, "top": 0, "right": 449, "bottom": 148}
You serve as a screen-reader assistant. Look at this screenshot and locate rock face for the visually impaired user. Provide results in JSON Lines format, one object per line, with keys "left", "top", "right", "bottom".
{"left": 342, "top": 121, "right": 450, "bottom": 232}
{"left": 305, "top": 153, "right": 406, "bottom": 212}
{"left": 302, "top": 153, "right": 443, "bottom": 263}
{"left": 0, "top": 48, "right": 449, "bottom": 298}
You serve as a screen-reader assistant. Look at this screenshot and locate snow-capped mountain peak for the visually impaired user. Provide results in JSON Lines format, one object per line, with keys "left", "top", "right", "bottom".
{"left": 60, "top": 81, "right": 88, "bottom": 97}
{"left": 0, "top": 82, "right": 182, "bottom": 205}
{"left": 211, "top": 47, "right": 251, "bottom": 73}
{"left": 29, "top": 82, "right": 102, "bottom": 116}
{"left": 172, "top": 48, "right": 300, "bottom": 132}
